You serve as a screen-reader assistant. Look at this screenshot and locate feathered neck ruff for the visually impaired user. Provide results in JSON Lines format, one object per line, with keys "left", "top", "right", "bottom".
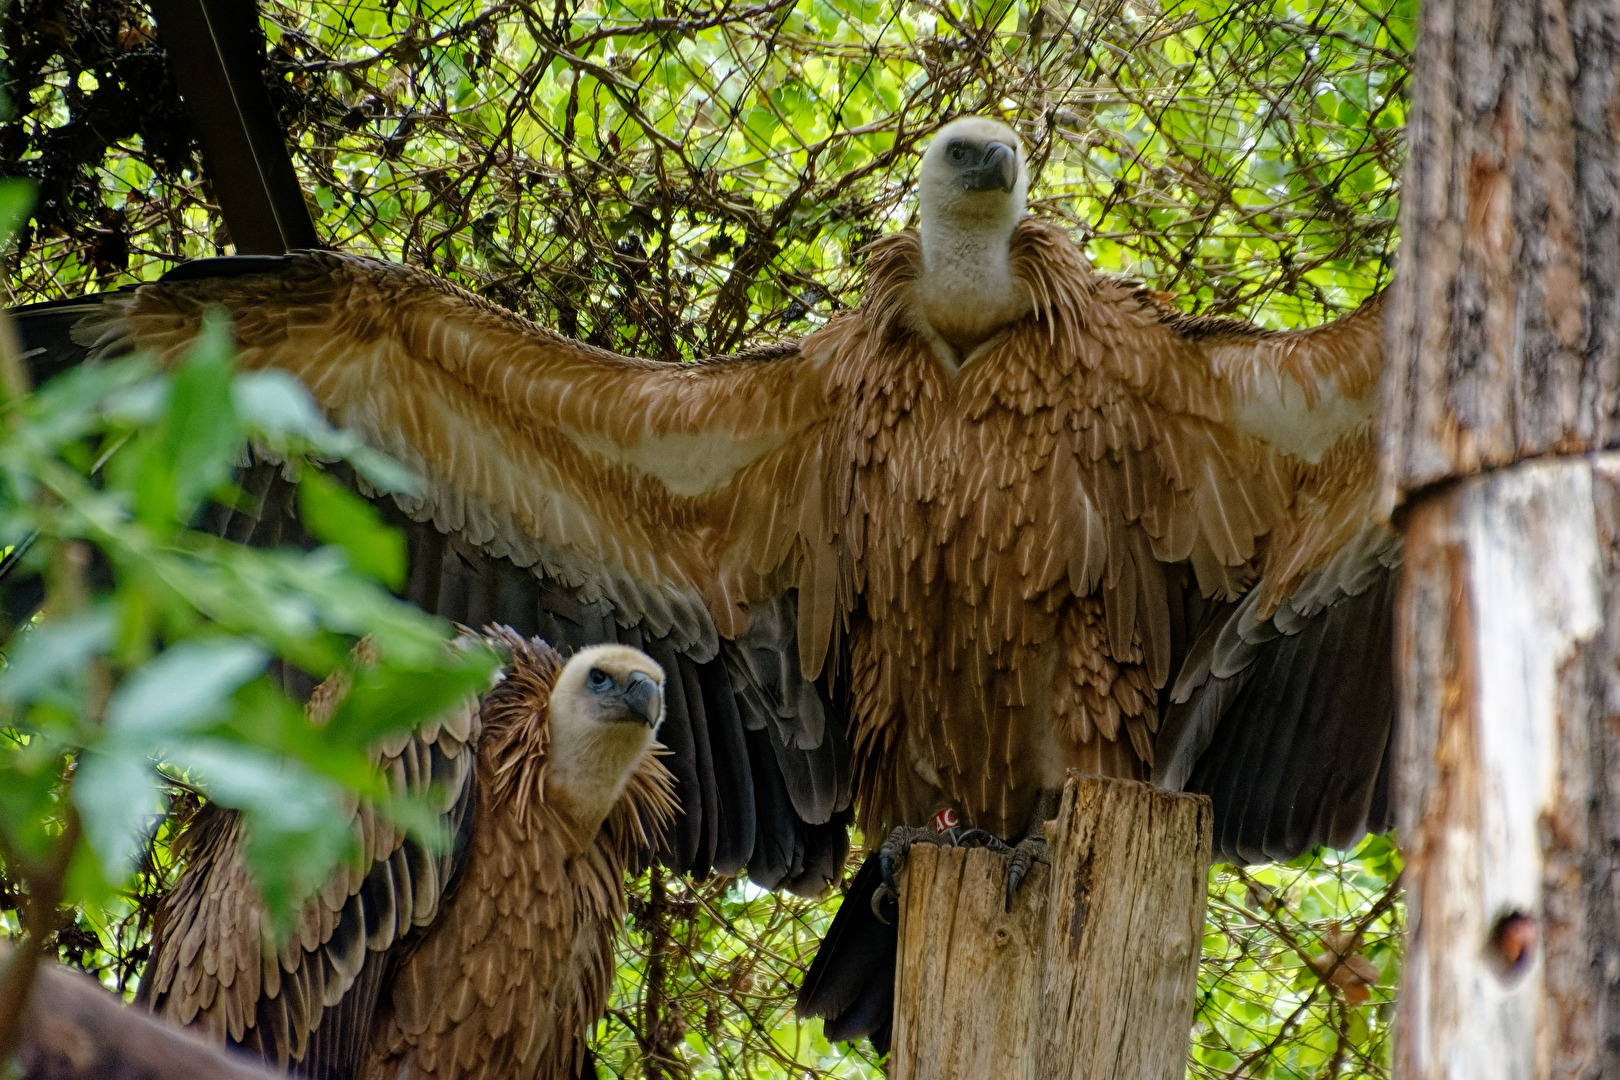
{"left": 856, "top": 217, "right": 1099, "bottom": 363}
{"left": 477, "top": 626, "right": 675, "bottom": 856}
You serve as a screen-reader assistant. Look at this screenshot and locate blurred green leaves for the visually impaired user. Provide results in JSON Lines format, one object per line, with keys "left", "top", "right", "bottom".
{"left": 0, "top": 201, "right": 498, "bottom": 931}
{"left": 0, "top": 181, "right": 34, "bottom": 258}
{"left": 299, "top": 468, "right": 407, "bottom": 591}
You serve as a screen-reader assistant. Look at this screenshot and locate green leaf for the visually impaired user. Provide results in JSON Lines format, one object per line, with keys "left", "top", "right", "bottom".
{"left": 73, "top": 746, "right": 164, "bottom": 881}
{"left": 105, "top": 637, "right": 268, "bottom": 740}
{"left": 297, "top": 467, "right": 408, "bottom": 589}
{"left": 345, "top": 444, "right": 423, "bottom": 496}
{"left": 0, "top": 178, "right": 35, "bottom": 248}
{"left": 0, "top": 610, "right": 115, "bottom": 706}
{"left": 232, "top": 369, "right": 328, "bottom": 440}
{"left": 0, "top": 754, "right": 68, "bottom": 862}
{"left": 20, "top": 355, "right": 160, "bottom": 455}
{"left": 216, "top": 678, "right": 381, "bottom": 793}
{"left": 324, "top": 645, "right": 499, "bottom": 746}
{"left": 129, "top": 315, "right": 243, "bottom": 526}
{"left": 171, "top": 740, "right": 355, "bottom": 926}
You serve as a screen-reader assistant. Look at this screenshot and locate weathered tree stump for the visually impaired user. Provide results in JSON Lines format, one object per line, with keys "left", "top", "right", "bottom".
{"left": 890, "top": 775, "right": 1212, "bottom": 1080}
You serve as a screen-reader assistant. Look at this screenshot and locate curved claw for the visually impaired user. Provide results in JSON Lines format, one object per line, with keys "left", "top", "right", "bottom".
{"left": 878, "top": 824, "right": 939, "bottom": 897}
{"left": 879, "top": 851, "right": 902, "bottom": 895}
{"left": 871, "top": 882, "right": 898, "bottom": 925}
{"left": 954, "top": 828, "right": 1011, "bottom": 852}
{"left": 1004, "top": 866, "right": 1024, "bottom": 913}
{"left": 1004, "top": 837, "right": 1049, "bottom": 913}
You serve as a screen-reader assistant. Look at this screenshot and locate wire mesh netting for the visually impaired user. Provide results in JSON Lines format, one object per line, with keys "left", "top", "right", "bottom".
{"left": 2, "top": 0, "right": 1410, "bottom": 1076}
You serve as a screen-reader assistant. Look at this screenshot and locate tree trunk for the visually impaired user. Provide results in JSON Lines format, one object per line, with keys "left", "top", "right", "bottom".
{"left": 1384, "top": 1, "right": 1620, "bottom": 1077}
{"left": 1393, "top": 459, "right": 1620, "bottom": 1079}
{"left": 1380, "top": 0, "right": 1620, "bottom": 508}
{"left": 889, "top": 776, "right": 1211, "bottom": 1080}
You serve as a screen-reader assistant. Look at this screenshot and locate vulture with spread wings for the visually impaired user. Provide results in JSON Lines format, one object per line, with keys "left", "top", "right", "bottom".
{"left": 14, "top": 114, "right": 1395, "bottom": 1051}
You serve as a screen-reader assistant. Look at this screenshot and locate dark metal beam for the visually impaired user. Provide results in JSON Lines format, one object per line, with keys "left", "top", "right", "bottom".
{"left": 149, "top": 0, "right": 320, "bottom": 254}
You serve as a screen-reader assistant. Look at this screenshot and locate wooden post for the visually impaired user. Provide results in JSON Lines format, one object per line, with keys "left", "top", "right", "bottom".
{"left": 1393, "top": 460, "right": 1620, "bottom": 1079}
{"left": 889, "top": 776, "right": 1212, "bottom": 1080}
{"left": 1381, "top": 0, "right": 1620, "bottom": 1075}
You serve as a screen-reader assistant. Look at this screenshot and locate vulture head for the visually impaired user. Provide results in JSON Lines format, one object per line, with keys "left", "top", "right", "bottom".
{"left": 545, "top": 643, "right": 666, "bottom": 835}
{"left": 915, "top": 116, "right": 1034, "bottom": 359}
{"left": 483, "top": 634, "right": 667, "bottom": 848}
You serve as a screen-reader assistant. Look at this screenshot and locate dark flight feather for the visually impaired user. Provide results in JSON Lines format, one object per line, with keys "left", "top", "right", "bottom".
{"left": 1168, "top": 565, "right": 1398, "bottom": 863}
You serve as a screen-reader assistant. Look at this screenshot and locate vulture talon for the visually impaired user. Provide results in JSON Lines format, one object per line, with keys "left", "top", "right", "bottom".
{"left": 953, "top": 828, "right": 1011, "bottom": 852}
{"left": 878, "top": 824, "right": 946, "bottom": 894}
{"left": 870, "top": 882, "right": 898, "bottom": 925}
{"left": 1004, "top": 836, "right": 1050, "bottom": 913}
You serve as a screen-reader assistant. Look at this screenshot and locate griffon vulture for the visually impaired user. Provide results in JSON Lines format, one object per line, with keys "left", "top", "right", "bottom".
{"left": 14, "top": 113, "right": 1394, "bottom": 1042}
{"left": 137, "top": 628, "right": 676, "bottom": 1079}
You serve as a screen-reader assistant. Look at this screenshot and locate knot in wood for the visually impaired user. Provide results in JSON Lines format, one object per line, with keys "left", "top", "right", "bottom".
{"left": 1486, "top": 910, "right": 1538, "bottom": 981}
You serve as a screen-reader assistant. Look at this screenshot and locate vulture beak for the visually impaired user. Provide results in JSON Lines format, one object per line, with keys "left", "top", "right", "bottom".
{"left": 962, "top": 142, "right": 1018, "bottom": 193}
{"left": 621, "top": 670, "right": 662, "bottom": 728}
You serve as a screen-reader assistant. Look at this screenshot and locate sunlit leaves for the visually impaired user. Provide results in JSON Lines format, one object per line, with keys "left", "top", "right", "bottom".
{"left": 120, "top": 317, "right": 242, "bottom": 526}
{"left": 0, "top": 179, "right": 35, "bottom": 257}
{"left": 1193, "top": 836, "right": 1403, "bottom": 1079}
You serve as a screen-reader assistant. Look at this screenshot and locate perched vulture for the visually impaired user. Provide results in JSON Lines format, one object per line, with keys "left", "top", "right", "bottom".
{"left": 14, "top": 114, "right": 1395, "bottom": 1047}
{"left": 137, "top": 629, "right": 676, "bottom": 1080}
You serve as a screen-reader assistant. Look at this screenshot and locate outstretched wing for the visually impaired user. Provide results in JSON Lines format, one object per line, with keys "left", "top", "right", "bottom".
{"left": 976, "top": 224, "right": 1387, "bottom": 692}
{"left": 137, "top": 699, "right": 480, "bottom": 1077}
{"left": 14, "top": 255, "right": 852, "bottom": 892}
{"left": 1148, "top": 292, "right": 1397, "bottom": 863}
{"left": 996, "top": 225, "right": 1391, "bottom": 858}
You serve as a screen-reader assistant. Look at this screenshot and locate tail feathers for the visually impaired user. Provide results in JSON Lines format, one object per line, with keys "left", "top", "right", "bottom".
{"left": 796, "top": 855, "right": 896, "bottom": 1049}
{"left": 781, "top": 813, "right": 851, "bottom": 898}
{"left": 821, "top": 959, "right": 894, "bottom": 1051}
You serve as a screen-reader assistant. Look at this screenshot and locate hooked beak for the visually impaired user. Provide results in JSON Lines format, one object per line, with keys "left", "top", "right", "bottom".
{"left": 961, "top": 142, "right": 1019, "bottom": 192}
{"left": 621, "top": 670, "right": 662, "bottom": 728}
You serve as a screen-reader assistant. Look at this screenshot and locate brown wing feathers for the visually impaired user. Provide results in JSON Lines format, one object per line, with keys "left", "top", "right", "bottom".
{"left": 185, "top": 441, "right": 846, "bottom": 893}
{"left": 14, "top": 214, "right": 1390, "bottom": 869}
{"left": 141, "top": 631, "right": 676, "bottom": 1080}
{"left": 138, "top": 695, "right": 480, "bottom": 1076}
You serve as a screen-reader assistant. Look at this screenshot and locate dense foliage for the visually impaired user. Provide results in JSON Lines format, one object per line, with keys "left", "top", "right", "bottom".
{"left": 1, "top": 0, "right": 1411, "bottom": 1076}
{"left": 0, "top": 175, "right": 501, "bottom": 1058}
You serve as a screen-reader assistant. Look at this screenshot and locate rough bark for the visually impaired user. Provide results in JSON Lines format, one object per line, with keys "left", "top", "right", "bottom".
{"left": 890, "top": 776, "right": 1211, "bottom": 1080}
{"left": 1393, "top": 456, "right": 1620, "bottom": 1080}
{"left": 14, "top": 957, "right": 280, "bottom": 1079}
{"left": 1380, "top": 0, "right": 1620, "bottom": 509}
{"left": 891, "top": 844, "right": 1051, "bottom": 1079}
{"left": 1384, "top": 0, "right": 1620, "bottom": 1075}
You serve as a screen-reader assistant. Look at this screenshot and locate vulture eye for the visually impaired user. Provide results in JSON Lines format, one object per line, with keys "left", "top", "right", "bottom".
{"left": 947, "top": 142, "right": 969, "bottom": 162}
{"left": 586, "top": 667, "right": 613, "bottom": 692}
